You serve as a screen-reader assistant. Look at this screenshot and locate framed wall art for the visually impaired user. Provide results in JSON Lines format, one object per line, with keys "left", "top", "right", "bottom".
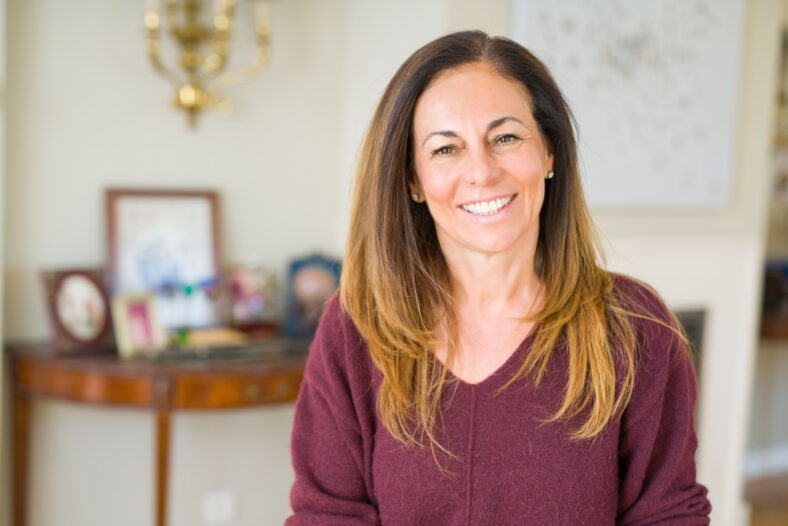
{"left": 106, "top": 188, "right": 221, "bottom": 330}
{"left": 512, "top": 0, "right": 744, "bottom": 208}
{"left": 40, "top": 268, "right": 114, "bottom": 354}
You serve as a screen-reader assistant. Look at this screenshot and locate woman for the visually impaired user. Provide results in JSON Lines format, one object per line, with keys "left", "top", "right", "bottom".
{"left": 287, "top": 31, "right": 711, "bottom": 525}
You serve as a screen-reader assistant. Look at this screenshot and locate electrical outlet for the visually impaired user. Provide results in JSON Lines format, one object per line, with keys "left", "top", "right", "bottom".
{"left": 202, "top": 489, "right": 236, "bottom": 524}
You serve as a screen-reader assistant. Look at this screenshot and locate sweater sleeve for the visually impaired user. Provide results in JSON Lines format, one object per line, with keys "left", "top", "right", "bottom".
{"left": 616, "top": 320, "right": 711, "bottom": 525}
{"left": 286, "top": 297, "right": 380, "bottom": 525}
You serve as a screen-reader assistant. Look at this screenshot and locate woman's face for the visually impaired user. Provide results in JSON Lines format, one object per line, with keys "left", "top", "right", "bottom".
{"left": 410, "top": 62, "right": 553, "bottom": 260}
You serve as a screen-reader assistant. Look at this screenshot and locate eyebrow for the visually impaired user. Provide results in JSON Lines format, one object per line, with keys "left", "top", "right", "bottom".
{"left": 420, "top": 116, "right": 526, "bottom": 147}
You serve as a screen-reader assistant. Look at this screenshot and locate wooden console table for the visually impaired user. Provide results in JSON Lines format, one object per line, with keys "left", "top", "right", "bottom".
{"left": 8, "top": 340, "right": 310, "bottom": 526}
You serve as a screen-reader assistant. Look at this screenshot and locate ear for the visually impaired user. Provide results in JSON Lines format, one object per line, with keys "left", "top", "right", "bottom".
{"left": 408, "top": 178, "right": 423, "bottom": 196}
{"left": 545, "top": 140, "right": 554, "bottom": 173}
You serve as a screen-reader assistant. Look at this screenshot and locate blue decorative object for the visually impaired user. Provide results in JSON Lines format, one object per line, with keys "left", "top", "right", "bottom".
{"left": 285, "top": 254, "right": 341, "bottom": 338}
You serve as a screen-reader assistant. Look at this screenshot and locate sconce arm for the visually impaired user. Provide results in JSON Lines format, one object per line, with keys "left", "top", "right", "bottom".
{"left": 207, "top": 52, "right": 269, "bottom": 92}
{"left": 207, "top": 1, "right": 270, "bottom": 91}
{"left": 147, "top": 49, "right": 184, "bottom": 87}
{"left": 145, "top": 8, "right": 183, "bottom": 88}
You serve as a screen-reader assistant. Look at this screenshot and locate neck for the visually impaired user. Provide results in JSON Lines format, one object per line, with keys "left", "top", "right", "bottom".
{"left": 441, "top": 239, "right": 543, "bottom": 321}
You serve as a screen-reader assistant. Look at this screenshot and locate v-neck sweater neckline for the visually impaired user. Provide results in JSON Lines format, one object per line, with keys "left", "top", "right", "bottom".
{"left": 439, "top": 328, "right": 539, "bottom": 391}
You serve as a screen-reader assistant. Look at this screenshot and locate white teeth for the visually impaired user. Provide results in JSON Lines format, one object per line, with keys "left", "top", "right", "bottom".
{"left": 461, "top": 195, "right": 513, "bottom": 215}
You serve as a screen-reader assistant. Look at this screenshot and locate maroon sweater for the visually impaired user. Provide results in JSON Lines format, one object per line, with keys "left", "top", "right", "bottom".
{"left": 287, "top": 278, "right": 711, "bottom": 524}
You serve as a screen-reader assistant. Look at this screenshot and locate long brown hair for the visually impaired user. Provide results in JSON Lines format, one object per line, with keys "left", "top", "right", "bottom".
{"left": 341, "top": 31, "right": 644, "bottom": 455}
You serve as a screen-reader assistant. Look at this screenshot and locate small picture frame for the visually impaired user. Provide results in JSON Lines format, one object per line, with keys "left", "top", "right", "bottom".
{"left": 227, "top": 264, "right": 280, "bottom": 332}
{"left": 285, "top": 254, "right": 341, "bottom": 338}
{"left": 106, "top": 188, "right": 221, "bottom": 330}
{"left": 111, "top": 293, "right": 169, "bottom": 359}
{"left": 40, "top": 268, "right": 114, "bottom": 355}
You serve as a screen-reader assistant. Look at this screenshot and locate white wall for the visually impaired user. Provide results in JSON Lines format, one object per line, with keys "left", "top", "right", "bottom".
{"left": 336, "top": 0, "right": 447, "bottom": 250}
{"left": 0, "top": 0, "right": 778, "bottom": 525}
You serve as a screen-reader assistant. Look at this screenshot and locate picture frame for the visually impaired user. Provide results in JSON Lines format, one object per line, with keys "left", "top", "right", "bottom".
{"left": 106, "top": 188, "right": 221, "bottom": 330}
{"left": 285, "top": 254, "right": 341, "bottom": 338}
{"left": 227, "top": 264, "right": 280, "bottom": 334}
{"left": 111, "top": 293, "right": 169, "bottom": 359}
{"left": 40, "top": 268, "right": 114, "bottom": 355}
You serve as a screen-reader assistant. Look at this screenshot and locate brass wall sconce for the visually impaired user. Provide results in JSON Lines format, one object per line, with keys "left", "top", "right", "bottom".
{"left": 144, "top": 0, "right": 271, "bottom": 126}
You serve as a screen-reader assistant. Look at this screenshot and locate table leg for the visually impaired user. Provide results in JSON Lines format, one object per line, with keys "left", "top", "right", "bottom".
{"left": 155, "top": 410, "right": 171, "bottom": 526}
{"left": 13, "top": 391, "right": 30, "bottom": 526}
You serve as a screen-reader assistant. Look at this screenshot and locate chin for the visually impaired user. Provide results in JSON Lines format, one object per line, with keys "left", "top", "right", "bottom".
{"left": 466, "top": 236, "right": 520, "bottom": 255}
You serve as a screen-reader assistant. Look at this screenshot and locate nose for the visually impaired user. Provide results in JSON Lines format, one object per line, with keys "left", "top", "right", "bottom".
{"left": 463, "top": 144, "right": 499, "bottom": 186}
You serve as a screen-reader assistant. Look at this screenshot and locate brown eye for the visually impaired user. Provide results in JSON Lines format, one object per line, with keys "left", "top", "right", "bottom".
{"left": 495, "top": 134, "right": 521, "bottom": 145}
{"left": 432, "top": 145, "right": 455, "bottom": 156}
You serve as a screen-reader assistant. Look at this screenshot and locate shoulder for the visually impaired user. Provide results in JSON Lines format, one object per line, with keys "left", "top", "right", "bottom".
{"left": 609, "top": 273, "right": 684, "bottom": 356}
{"left": 609, "top": 272, "right": 674, "bottom": 324}
{"left": 611, "top": 279, "right": 709, "bottom": 520}
{"left": 608, "top": 271, "right": 684, "bottom": 355}
{"left": 304, "top": 291, "right": 377, "bottom": 399}
{"left": 309, "top": 291, "right": 360, "bottom": 357}
{"left": 608, "top": 274, "right": 697, "bottom": 423}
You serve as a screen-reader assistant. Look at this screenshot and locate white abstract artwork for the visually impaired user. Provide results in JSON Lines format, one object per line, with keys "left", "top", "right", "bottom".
{"left": 512, "top": 0, "right": 745, "bottom": 208}
{"left": 116, "top": 197, "right": 217, "bottom": 328}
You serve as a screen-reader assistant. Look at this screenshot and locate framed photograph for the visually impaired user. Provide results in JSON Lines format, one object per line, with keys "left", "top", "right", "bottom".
{"left": 111, "top": 293, "right": 169, "bottom": 359}
{"left": 106, "top": 188, "right": 221, "bottom": 330}
{"left": 40, "top": 268, "right": 114, "bottom": 354}
{"left": 285, "top": 254, "right": 341, "bottom": 337}
{"left": 227, "top": 264, "right": 280, "bottom": 332}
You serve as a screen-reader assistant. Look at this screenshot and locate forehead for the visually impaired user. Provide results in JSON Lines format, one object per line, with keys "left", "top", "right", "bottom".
{"left": 413, "top": 62, "right": 534, "bottom": 130}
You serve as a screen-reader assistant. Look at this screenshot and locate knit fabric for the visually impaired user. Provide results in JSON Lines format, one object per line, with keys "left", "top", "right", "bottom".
{"left": 287, "top": 276, "right": 711, "bottom": 525}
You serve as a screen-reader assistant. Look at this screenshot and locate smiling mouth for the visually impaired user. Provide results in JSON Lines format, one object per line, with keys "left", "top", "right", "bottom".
{"left": 460, "top": 194, "right": 515, "bottom": 215}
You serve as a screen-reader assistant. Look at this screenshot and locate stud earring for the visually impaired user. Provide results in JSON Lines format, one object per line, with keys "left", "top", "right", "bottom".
{"left": 411, "top": 192, "right": 422, "bottom": 202}
{"left": 546, "top": 171, "right": 554, "bottom": 180}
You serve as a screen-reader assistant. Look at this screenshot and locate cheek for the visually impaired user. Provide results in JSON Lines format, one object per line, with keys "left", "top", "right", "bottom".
{"left": 500, "top": 158, "right": 544, "bottom": 192}
{"left": 529, "top": 176, "right": 546, "bottom": 204}
{"left": 514, "top": 168, "right": 547, "bottom": 212}
{"left": 415, "top": 165, "right": 455, "bottom": 204}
